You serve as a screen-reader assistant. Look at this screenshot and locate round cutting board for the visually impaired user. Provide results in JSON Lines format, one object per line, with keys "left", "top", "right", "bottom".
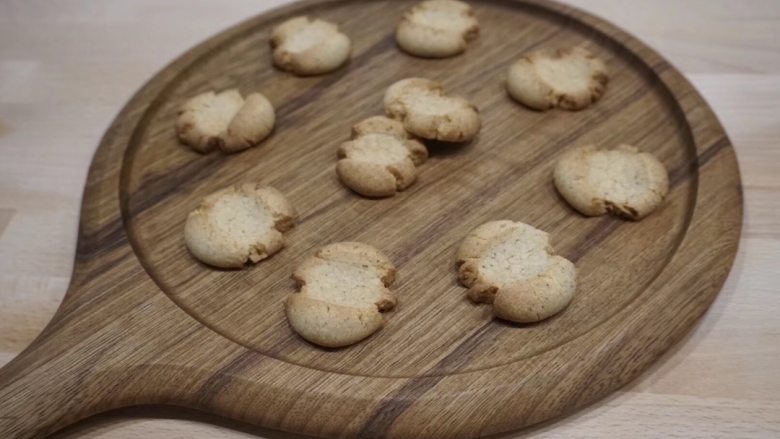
{"left": 0, "top": 1, "right": 742, "bottom": 438}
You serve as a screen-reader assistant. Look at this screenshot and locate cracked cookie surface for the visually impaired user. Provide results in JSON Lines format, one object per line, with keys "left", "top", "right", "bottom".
{"left": 457, "top": 220, "right": 576, "bottom": 323}
{"left": 507, "top": 47, "right": 608, "bottom": 111}
{"left": 384, "top": 77, "right": 480, "bottom": 142}
{"left": 337, "top": 116, "right": 428, "bottom": 197}
{"left": 184, "top": 184, "right": 296, "bottom": 268}
{"left": 286, "top": 242, "right": 397, "bottom": 348}
{"left": 396, "top": 0, "right": 479, "bottom": 58}
{"left": 554, "top": 144, "right": 669, "bottom": 220}
{"left": 270, "top": 16, "right": 351, "bottom": 76}
{"left": 176, "top": 89, "right": 275, "bottom": 154}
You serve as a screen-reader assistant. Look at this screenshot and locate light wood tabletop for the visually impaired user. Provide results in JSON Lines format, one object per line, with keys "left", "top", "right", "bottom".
{"left": 0, "top": 0, "right": 777, "bottom": 437}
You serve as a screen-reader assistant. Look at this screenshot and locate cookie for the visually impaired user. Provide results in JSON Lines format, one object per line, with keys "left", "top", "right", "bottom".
{"left": 506, "top": 47, "right": 608, "bottom": 111}
{"left": 286, "top": 242, "right": 397, "bottom": 348}
{"left": 176, "top": 89, "right": 275, "bottom": 154}
{"left": 457, "top": 220, "right": 576, "bottom": 323}
{"left": 184, "top": 184, "right": 296, "bottom": 268}
{"left": 337, "top": 116, "right": 428, "bottom": 197}
{"left": 396, "top": 0, "right": 479, "bottom": 58}
{"left": 270, "top": 16, "right": 351, "bottom": 76}
{"left": 554, "top": 144, "right": 669, "bottom": 220}
{"left": 384, "top": 77, "right": 480, "bottom": 142}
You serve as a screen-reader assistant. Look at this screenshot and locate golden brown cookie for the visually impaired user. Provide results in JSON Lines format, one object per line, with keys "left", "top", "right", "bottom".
{"left": 286, "top": 242, "right": 397, "bottom": 348}
{"left": 396, "top": 0, "right": 479, "bottom": 58}
{"left": 507, "top": 47, "right": 608, "bottom": 111}
{"left": 184, "top": 184, "right": 296, "bottom": 268}
{"left": 384, "top": 77, "right": 480, "bottom": 142}
{"left": 553, "top": 144, "right": 669, "bottom": 220}
{"left": 270, "top": 16, "right": 351, "bottom": 76}
{"left": 176, "top": 89, "right": 275, "bottom": 153}
{"left": 337, "top": 116, "right": 428, "bottom": 197}
{"left": 457, "top": 220, "right": 576, "bottom": 323}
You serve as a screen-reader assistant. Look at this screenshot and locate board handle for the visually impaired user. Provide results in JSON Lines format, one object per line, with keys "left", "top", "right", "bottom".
{"left": 0, "top": 268, "right": 209, "bottom": 439}
{"left": 0, "top": 316, "right": 122, "bottom": 439}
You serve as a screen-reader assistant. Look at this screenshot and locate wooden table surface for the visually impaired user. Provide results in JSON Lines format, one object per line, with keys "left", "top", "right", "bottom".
{"left": 0, "top": 0, "right": 777, "bottom": 437}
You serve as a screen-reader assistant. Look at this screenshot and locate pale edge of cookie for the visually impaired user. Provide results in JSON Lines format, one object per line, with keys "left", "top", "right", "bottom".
{"left": 184, "top": 183, "right": 296, "bottom": 268}
{"left": 456, "top": 220, "right": 576, "bottom": 323}
{"left": 286, "top": 242, "right": 397, "bottom": 348}
{"left": 337, "top": 116, "right": 428, "bottom": 197}
{"left": 176, "top": 89, "right": 275, "bottom": 154}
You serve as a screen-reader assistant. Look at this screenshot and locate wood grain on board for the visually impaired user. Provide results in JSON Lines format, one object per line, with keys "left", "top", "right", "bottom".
{"left": 0, "top": 0, "right": 754, "bottom": 438}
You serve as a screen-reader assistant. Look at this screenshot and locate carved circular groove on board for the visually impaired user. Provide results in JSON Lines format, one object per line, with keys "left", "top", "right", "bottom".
{"left": 119, "top": 0, "right": 709, "bottom": 380}
{"left": 0, "top": 1, "right": 741, "bottom": 438}
{"left": 116, "top": 0, "right": 739, "bottom": 418}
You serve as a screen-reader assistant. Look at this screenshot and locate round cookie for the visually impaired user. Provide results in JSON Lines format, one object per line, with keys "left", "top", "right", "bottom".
{"left": 270, "top": 16, "right": 351, "bottom": 76}
{"left": 176, "top": 89, "right": 275, "bottom": 154}
{"left": 396, "top": 0, "right": 479, "bottom": 58}
{"left": 337, "top": 116, "right": 428, "bottom": 197}
{"left": 286, "top": 242, "right": 397, "bottom": 348}
{"left": 384, "top": 77, "right": 480, "bottom": 142}
{"left": 184, "top": 184, "right": 296, "bottom": 268}
{"left": 506, "top": 47, "right": 608, "bottom": 111}
{"left": 554, "top": 144, "right": 669, "bottom": 220}
{"left": 457, "top": 220, "right": 576, "bottom": 323}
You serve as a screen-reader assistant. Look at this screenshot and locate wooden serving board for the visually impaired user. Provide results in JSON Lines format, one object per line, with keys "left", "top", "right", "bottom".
{"left": 0, "top": 1, "right": 742, "bottom": 438}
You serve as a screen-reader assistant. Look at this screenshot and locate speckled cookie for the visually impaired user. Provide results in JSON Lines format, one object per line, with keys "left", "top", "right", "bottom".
{"left": 554, "top": 144, "right": 669, "bottom": 220}
{"left": 396, "top": 0, "right": 479, "bottom": 58}
{"left": 507, "top": 47, "right": 608, "bottom": 111}
{"left": 286, "top": 242, "right": 397, "bottom": 348}
{"left": 184, "top": 184, "right": 296, "bottom": 268}
{"left": 384, "top": 77, "right": 480, "bottom": 142}
{"left": 337, "top": 116, "right": 428, "bottom": 197}
{"left": 176, "top": 89, "right": 275, "bottom": 154}
{"left": 457, "top": 220, "right": 576, "bottom": 323}
{"left": 270, "top": 16, "right": 351, "bottom": 76}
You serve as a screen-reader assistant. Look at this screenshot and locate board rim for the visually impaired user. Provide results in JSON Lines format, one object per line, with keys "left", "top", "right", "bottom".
{"left": 76, "top": 0, "right": 743, "bottom": 437}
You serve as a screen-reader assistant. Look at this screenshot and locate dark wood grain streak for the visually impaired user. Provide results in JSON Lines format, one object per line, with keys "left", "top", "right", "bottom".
{"left": 360, "top": 131, "right": 732, "bottom": 430}
{"left": 193, "top": 351, "right": 265, "bottom": 406}
{"left": 358, "top": 326, "right": 499, "bottom": 437}
{"left": 0, "top": 1, "right": 741, "bottom": 439}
